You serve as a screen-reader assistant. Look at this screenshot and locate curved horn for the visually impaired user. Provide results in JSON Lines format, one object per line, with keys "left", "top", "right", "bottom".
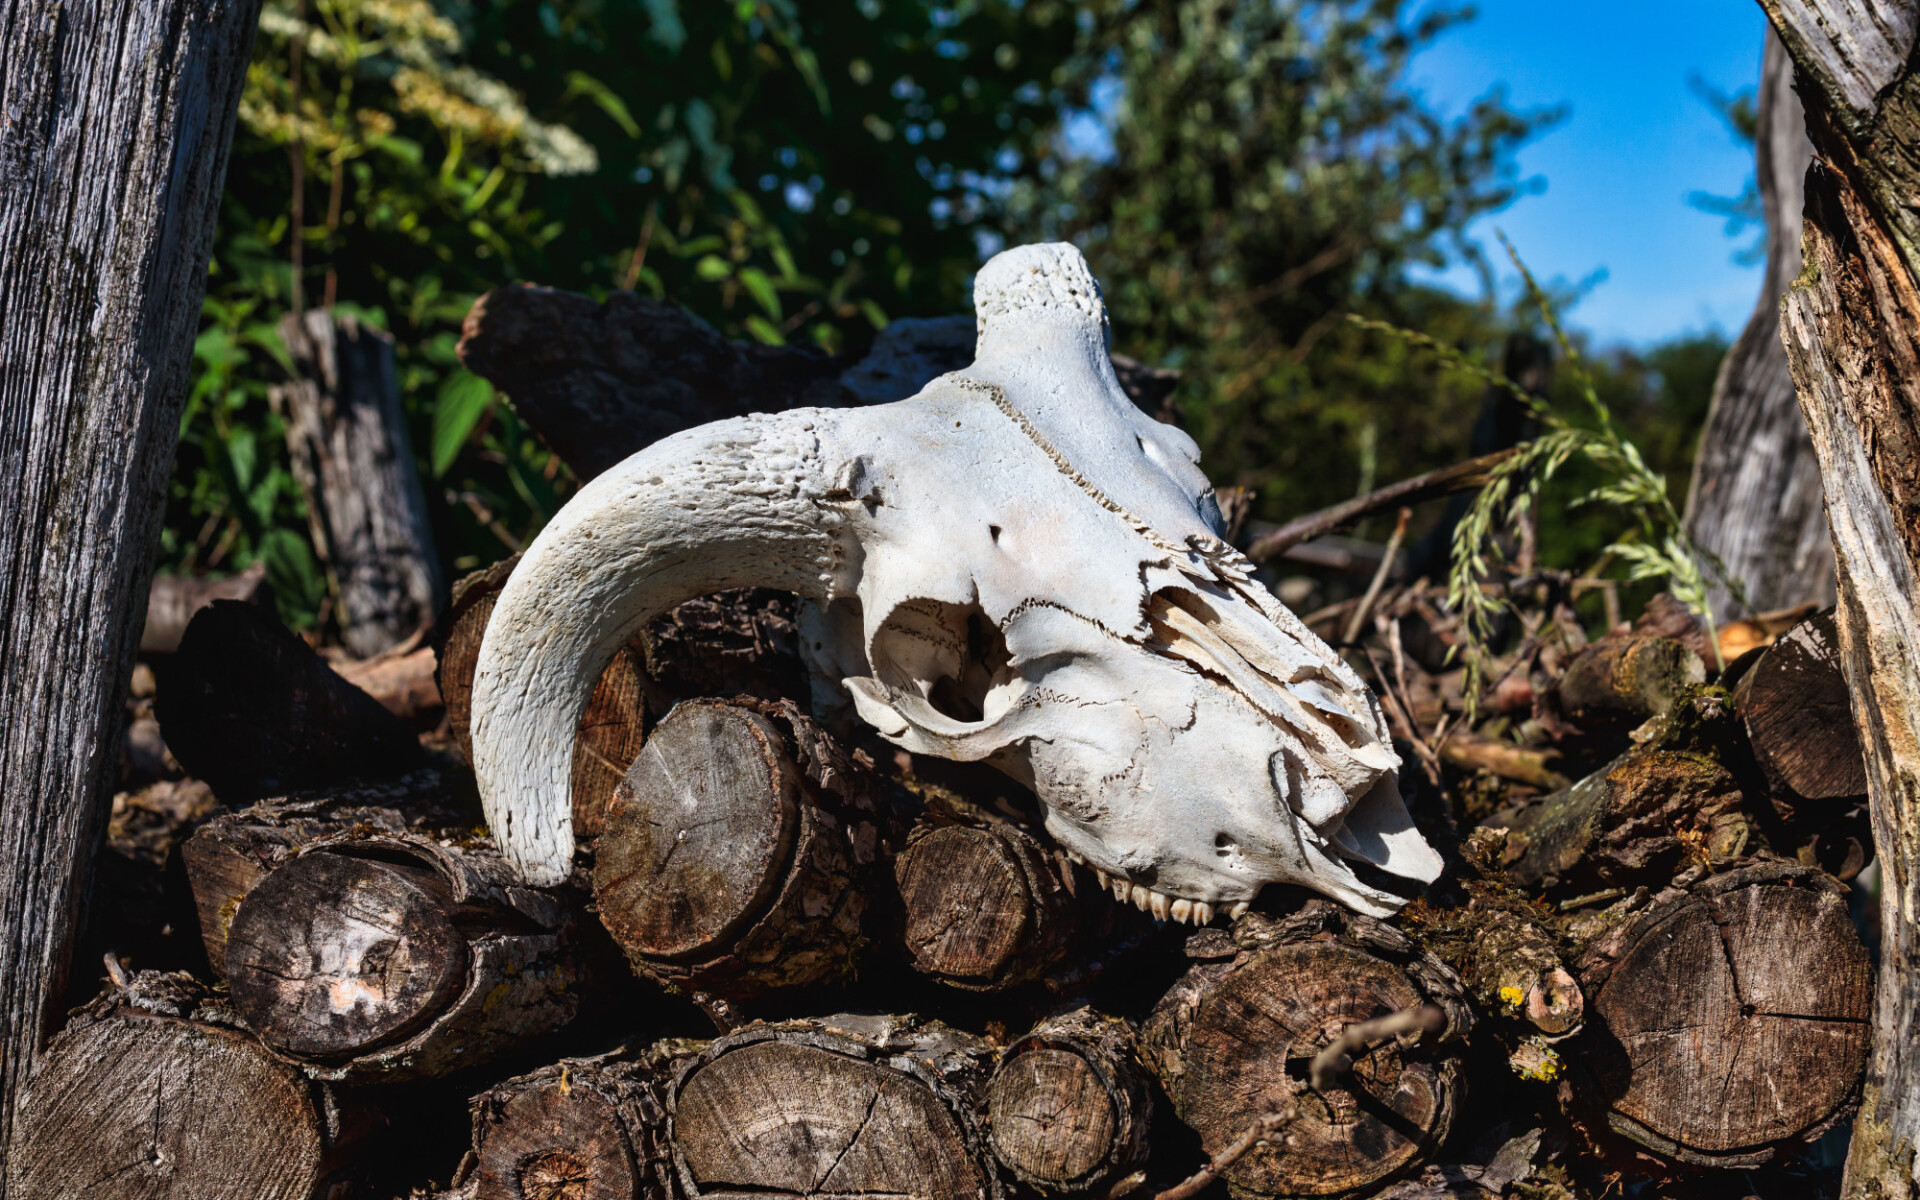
{"left": 471, "top": 411, "right": 845, "bottom": 884}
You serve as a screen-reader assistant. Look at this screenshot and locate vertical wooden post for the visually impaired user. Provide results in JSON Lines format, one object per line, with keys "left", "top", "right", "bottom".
{"left": 1683, "top": 26, "right": 1834, "bottom": 619}
{"left": 0, "top": 0, "right": 260, "bottom": 1182}
{"left": 273, "top": 310, "right": 442, "bottom": 657}
{"left": 1753, "top": 3, "right": 1920, "bottom": 1195}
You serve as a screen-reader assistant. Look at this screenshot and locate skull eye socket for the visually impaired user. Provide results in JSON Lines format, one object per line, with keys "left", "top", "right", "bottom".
{"left": 870, "top": 598, "right": 1016, "bottom": 725}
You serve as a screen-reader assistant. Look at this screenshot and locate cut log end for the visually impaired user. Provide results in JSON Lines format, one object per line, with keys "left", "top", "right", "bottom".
{"left": 593, "top": 705, "right": 797, "bottom": 961}
{"left": 894, "top": 821, "right": 1074, "bottom": 990}
{"left": 986, "top": 1008, "right": 1150, "bottom": 1193}
{"left": 224, "top": 852, "right": 469, "bottom": 1058}
{"left": 670, "top": 1029, "right": 991, "bottom": 1199}
{"left": 471, "top": 1063, "right": 666, "bottom": 1200}
{"left": 1576, "top": 863, "right": 1871, "bottom": 1165}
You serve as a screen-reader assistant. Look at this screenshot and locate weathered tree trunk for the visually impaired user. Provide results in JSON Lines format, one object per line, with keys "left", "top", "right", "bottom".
{"left": 1140, "top": 904, "right": 1471, "bottom": 1198}
{"left": 184, "top": 794, "right": 581, "bottom": 1083}
{"left": 273, "top": 309, "right": 443, "bottom": 657}
{"left": 1751, "top": 5, "right": 1920, "bottom": 1192}
{"left": 4, "top": 971, "right": 371, "bottom": 1199}
{"left": 1684, "top": 26, "right": 1834, "bottom": 621}
{"left": 464, "top": 1050, "right": 677, "bottom": 1200}
{"left": 592, "top": 699, "right": 878, "bottom": 1004}
{"left": 986, "top": 1007, "right": 1152, "bottom": 1194}
{"left": 893, "top": 817, "right": 1078, "bottom": 991}
{"left": 665, "top": 1015, "right": 999, "bottom": 1199}
{"left": 1569, "top": 861, "right": 1871, "bottom": 1167}
{"left": 154, "top": 599, "right": 423, "bottom": 802}
{"left": 0, "top": 0, "right": 260, "bottom": 1175}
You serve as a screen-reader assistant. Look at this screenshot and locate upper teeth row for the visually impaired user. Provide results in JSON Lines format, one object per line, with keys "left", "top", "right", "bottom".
{"left": 1061, "top": 849, "right": 1252, "bottom": 925}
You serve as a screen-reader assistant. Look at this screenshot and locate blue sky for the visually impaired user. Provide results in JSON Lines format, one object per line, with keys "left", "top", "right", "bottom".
{"left": 1406, "top": 0, "right": 1773, "bottom": 347}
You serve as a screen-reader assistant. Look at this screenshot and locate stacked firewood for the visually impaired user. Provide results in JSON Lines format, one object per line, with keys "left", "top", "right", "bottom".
{"left": 5, "top": 291, "right": 1876, "bottom": 1200}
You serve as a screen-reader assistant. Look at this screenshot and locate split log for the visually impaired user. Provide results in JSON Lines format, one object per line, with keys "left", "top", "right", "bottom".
{"left": 141, "top": 563, "right": 272, "bottom": 656}
{"left": 1140, "top": 904, "right": 1471, "bottom": 1198}
{"left": 1734, "top": 609, "right": 1867, "bottom": 803}
{"left": 666, "top": 1015, "right": 998, "bottom": 1199}
{"left": 592, "top": 699, "right": 879, "bottom": 1003}
{"left": 435, "top": 559, "right": 804, "bottom": 835}
{"left": 1554, "top": 634, "right": 1704, "bottom": 727}
{"left": 184, "top": 789, "right": 581, "bottom": 1083}
{"left": 1754, "top": 4, "right": 1920, "bottom": 1185}
{"left": 893, "top": 818, "right": 1077, "bottom": 991}
{"left": 1570, "top": 861, "right": 1871, "bottom": 1167}
{"left": 1483, "top": 748, "right": 1750, "bottom": 893}
{"left": 333, "top": 644, "right": 442, "bottom": 727}
{"left": 273, "top": 309, "right": 442, "bottom": 657}
{"left": 5, "top": 972, "right": 371, "bottom": 1200}
{"left": 155, "top": 600, "right": 423, "bottom": 804}
{"left": 1682, "top": 26, "right": 1834, "bottom": 620}
{"left": 987, "top": 1007, "right": 1151, "bottom": 1193}
{"left": 464, "top": 1049, "right": 678, "bottom": 1200}
{"left": 0, "top": 0, "right": 260, "bottom": 1165}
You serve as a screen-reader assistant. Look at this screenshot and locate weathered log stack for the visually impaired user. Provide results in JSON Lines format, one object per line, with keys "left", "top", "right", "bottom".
{"left": 6, "top": 289, "right": 1883, "bottom": 1200}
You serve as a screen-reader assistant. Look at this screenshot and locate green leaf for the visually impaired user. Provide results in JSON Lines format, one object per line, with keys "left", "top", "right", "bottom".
{"left": 695, "top": 254, "right": 732, "bottom": 282}
{"left": 737, "top": 268, "right": 783, "bottom": 320}
{"left": 432, "top": 370, "right": 497, "bottom": 479}
{"left": 227, "top": 426, "right": 258, "bottom": 493}
{"left": 563, "top": 71, "right": 640, "bottom": 137}
{"left": 743, "top": 315, "right": 786, "bottom": 345}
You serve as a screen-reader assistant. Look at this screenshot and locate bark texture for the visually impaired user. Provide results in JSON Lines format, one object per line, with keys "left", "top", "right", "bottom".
{"left": 0, "top": 0, "right": 260, "bottom": 1175}
{"left": 986, "top": 1007, "right": 1152, "bottom": 1194}
{"left": 1141, "top": 905, "right": 1471, "bottom": 1198}
{"left": 666, "top": 1014, "right": 998, "bottom": 1199}
{"left": 4, "top": 971, "right": 367, "bottom": 1200}
{"left": 273, "top": 309, "right": 443, "bottom": 657}
{"left": 1684, "top": 26, "right": 1834, "bottom": 620}
{"left": 1754, "top": 4, "right": 1920, "bottom": 1191}
{"left": 1571, "top": 861, "right": 1871, "bottom": 1167}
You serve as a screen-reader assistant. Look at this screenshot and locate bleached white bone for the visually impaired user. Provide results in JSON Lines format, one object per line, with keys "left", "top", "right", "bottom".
{"left": 469, "top": 243, "right": 1442, "bottom": 917}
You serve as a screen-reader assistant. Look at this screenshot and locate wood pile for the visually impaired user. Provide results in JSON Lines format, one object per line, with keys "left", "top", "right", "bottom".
{"left": 7, "top": 294, "right": 1878, "bottom": 1200}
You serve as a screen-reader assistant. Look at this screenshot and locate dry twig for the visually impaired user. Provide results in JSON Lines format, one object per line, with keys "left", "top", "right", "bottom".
{"left": 1149, "top": 1108, "right": 1298, "bottom": 1200}
{"left": 1247, "top": 448, "right": 1518, "bottom": 562}
{"left": 1309, "top": 1004, "right": 1445, "bottom": 1095}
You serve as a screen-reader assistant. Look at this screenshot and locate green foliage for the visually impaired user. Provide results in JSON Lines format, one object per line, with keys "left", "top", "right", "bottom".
{"left": 165, "top": 0, "right": 1078, "bottom": 628}
{"left": 1358, "top": 240, "right": 1742, "bottom": 710}
{"left": 1029, "top": 0, "right": 1560, "bottom": 526}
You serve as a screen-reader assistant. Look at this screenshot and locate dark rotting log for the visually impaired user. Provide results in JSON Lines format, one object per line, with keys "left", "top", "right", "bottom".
{"left": 4, "top": 971, "right": 372, "bottom": 1200}
{"left": 986, "top": 1007, "right": 1151, "bottom": 1194}
{"left": 666, "top": 1014, "right": 999, "bottom": 1200}
{"left": 1569, "top": 860, "right": 1872, "bottom": 1167}
{"left": 592, "top": 698, "right": 880, "bottom": 1003}
{"left": 1140, "top": 903, "right": 1471, "bottom": 1198}
{"left": 637, "top": 588, "right": 807, "bottom": 716}
{"left": 156, "top": 600, "right": 424, "bottom": 804}
{"left": 464, "top": 1047, "right": 682, "bottom": 1200}
{"left": 1733, "top": 609, "right": 1868, "bottom": 803}
{"left": 893, "top": 817, "right": 1077, "bottom": 991}
{"left": 1555, "top": 634, "right": 1705, "bottom": 727}
{"left": 1482, "top": 747, "right": 1750, "bottom": 893}
{"left": 185, "top": 789, "right": 581, "bottom": 1084}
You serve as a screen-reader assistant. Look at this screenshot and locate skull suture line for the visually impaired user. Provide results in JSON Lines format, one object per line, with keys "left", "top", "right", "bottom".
{"left": 469, "top": 243, "right": 1443, "bottom": 920}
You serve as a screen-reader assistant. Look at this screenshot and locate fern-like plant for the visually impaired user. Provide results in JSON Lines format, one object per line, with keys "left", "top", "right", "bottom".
{"left": 1350, "top": 235, "right": 1748, "bottom": 710}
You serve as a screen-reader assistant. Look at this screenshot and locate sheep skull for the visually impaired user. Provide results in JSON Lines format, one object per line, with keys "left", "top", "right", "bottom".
{"left": 470, "top": 243, "right": 1442, "bottom": 918}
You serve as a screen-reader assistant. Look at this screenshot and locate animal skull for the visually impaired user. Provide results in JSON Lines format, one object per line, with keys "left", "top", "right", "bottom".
{"left": 469, "top": 242, "right": 1443, "bottom": 919}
